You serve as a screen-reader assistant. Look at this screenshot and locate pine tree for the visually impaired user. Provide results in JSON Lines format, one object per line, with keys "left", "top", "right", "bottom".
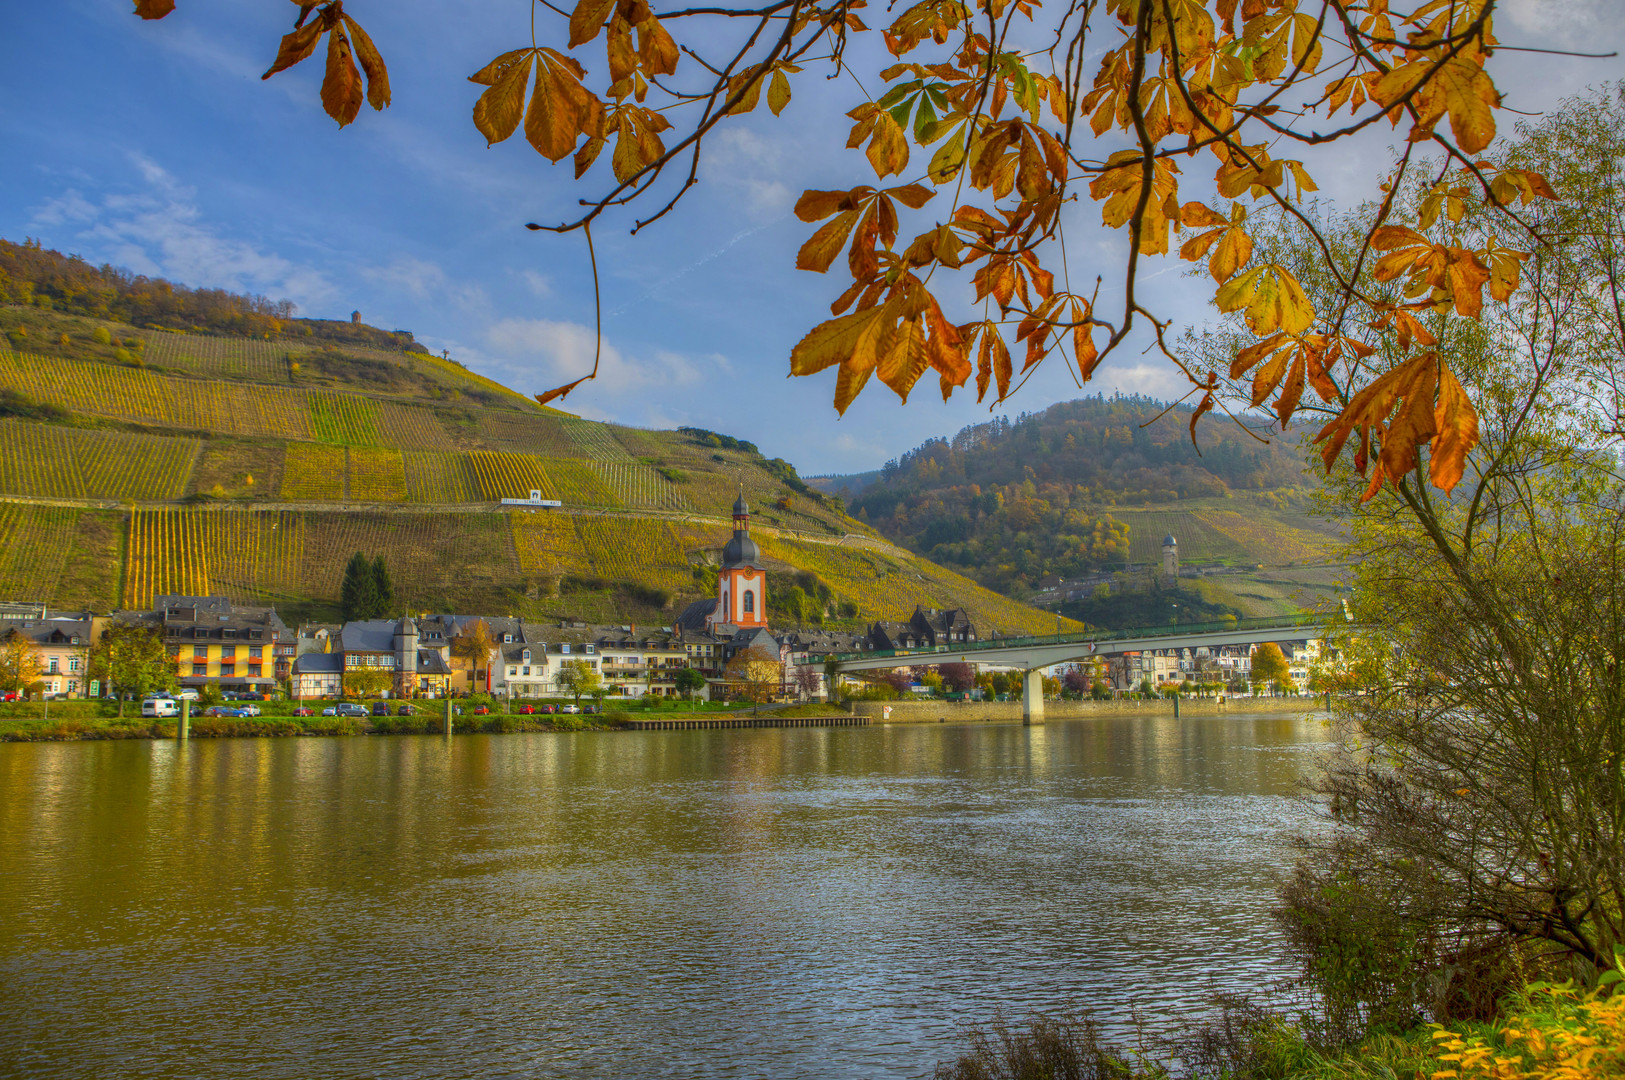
{"left": 371, "top": 556, "right": 394, "bottom": 619}
{"left": 340, "top": 552, "right": 379, "bottom": 622}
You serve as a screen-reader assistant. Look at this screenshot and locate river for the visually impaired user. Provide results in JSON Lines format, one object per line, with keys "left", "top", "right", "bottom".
{"left": 0, "top": 713, "right": 1330, "bottom": 1079}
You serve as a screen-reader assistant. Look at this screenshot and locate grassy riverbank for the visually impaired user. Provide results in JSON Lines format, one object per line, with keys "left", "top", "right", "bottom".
{"left": 934, "top": 974, "right": 1625, "bottom": 1080}
{"left": 0, "top": 701, "right": 853, "bottom": 741}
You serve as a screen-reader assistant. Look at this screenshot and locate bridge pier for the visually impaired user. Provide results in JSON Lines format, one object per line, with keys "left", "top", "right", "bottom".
{"left": 1022, "top": 668, "right": 1044, "bottom": 725}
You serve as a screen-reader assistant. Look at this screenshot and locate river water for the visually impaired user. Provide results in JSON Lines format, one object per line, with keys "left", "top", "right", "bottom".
{"left": 0, "top": 713, "right": 1330, "bottom": 1080}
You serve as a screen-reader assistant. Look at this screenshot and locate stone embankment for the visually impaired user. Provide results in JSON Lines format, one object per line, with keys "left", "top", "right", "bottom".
{"left": 850, "top": 697, "right": 1322, "bottom": 723}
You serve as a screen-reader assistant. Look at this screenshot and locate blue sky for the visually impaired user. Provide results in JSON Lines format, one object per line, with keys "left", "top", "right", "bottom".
{"left": 3, "top": 1, "right": 1621, "bottom": 475}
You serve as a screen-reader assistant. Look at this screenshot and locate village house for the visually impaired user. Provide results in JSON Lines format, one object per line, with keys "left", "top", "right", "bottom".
{"left": 0, "top": 609, "right": 97, "bottom": 698}
{"left": 136, "top": 596, "right": 290, "bottom": 695}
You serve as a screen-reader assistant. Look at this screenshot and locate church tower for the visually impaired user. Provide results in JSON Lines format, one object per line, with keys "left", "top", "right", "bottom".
{"left": 711, "top": 493, "right": 767, "bottom": 631}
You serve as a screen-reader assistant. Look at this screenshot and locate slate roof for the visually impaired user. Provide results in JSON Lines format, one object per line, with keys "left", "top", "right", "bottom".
{"left": 675, "top": 598, "right": 718, "bottom": 631}
{"left": 340, "top": 619, "right": 399, "bottom": 654}
{"left": 294, "top": 652, "right": 344, "bottom": 674}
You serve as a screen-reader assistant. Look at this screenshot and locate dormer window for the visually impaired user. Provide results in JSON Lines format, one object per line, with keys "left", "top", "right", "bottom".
{"left": 561, "top": 644, "right": 571, "bottom": 654}
{"left": 504, "top": 633, "right": 513, "bottom": 643}
{"left": 584, "top": 644, "right": 594, "bottom": 654}
{"left": 521, "top": 650, "right": 531, "bottom": 663}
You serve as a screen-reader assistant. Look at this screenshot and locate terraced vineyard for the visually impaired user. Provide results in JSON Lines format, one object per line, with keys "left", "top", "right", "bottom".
{"left": 1113, "top": 504, "right": 1336, "bottom": 566}
{"left": 545, "top": 459, "right": 620, "bottom": 507}
{"left": 591, "top": 461, "right": 687, "bottom": 510}
{"left": 510, "top": 512, "right": 592, "bottom": 578}
{"left": 139, "top": 331, "right": 292, "bottom": 383}
{"left": 347, "top": 448, "right": 407, "bottom": 502}
{"left": 309, "top": 391, "right": 383, "bottom": 445}
{"left": 124, "top": 508, "right": 214, "bottom": 607}
{"left": 403, "top": 453, "right": 478, "bottom": 503}
{"left": 574, "top": 517, "right": 691, "bottom": 591}
{"left": 0, "top": 504, "right": 80, "bottom": 603}
{"left": 561, "top": 419, "right": 634, "bottom": 461}
{"left": 282, "top": 444, "right": 347, "bottom": 500}
{"left": 469, "top": 452, "right": 553, "bottom": 501}
{"left": 0, "top": 421, "right": 199, "bottom": 500}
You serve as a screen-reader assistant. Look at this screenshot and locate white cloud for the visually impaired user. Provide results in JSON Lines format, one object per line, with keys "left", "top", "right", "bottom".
{"left": 482, "top": 318, "right": 706, "bottom": 396}
{"left": 521, "top": 269, "right": 553, "bottom": 298}
{"left": 1503, "top": 0, "right": 1618, "bottom": 50}
{"left": 28, "top": 153, "right": 336, "bottom": 310}
{"left": 699, "top": 128, "right": 795, "bottom": 217}
{"left": 364, "top": 255, "right": 491, "bottom": 314}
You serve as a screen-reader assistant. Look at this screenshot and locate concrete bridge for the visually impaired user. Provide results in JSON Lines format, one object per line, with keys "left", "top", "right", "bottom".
{"left": 828, "top": 614, "right": 1327, "bottom": 724}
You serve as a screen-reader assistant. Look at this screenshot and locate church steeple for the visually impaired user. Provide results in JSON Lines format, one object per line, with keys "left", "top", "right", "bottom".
{"left": 713, "top": 491, "right": 766, "bottom": 630}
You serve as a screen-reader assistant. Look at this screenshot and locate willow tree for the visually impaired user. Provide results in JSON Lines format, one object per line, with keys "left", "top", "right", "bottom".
{"left": 130, "top": 0, "right": 1581, "bottom": 509}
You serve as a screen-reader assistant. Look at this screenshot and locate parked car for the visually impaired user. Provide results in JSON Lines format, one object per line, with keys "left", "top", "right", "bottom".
{"left": 396, "top": 704, "right": 413, "bottom": 716}
{"left": 472, "top": 705, "right": 491, "bottom": 715}
{"left": 236, "top": 703, "right": 261, "bottom": 717}
{"left": 292, "top": 707, "right": 315, "bottom": 717}
{"left": 202, "top": 706, "right": 247, "bottom": 718}
{"left": 321, "top": 706, "right": 338, "bottom": 717}
{"left": 335, "top": 702, "right": 368, "bottom": 718}
{"left": 515, "top": 705, "right": 535, "bottom": 715}
{"left": 371, "top": 702, "right": 392, "bottom": 717}
{"left": 539, "top": 704, "right": 557, "bottom": 715}
{"left": 561, "top": 704, "right": 581, "bottom": 714}
{"left": 176, "top": 687, "right": 200, "bottom": 701}
{"left": 583, "top": 704, "right": 599, "bottom": 714}
{"left": 141, "top": 698, "right": 179, "bottom": 718}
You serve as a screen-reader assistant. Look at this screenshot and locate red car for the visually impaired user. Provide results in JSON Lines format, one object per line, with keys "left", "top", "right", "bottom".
{"left": 293, "top": 707, "right": 315, "bottom": 717}
{"left": 472, "top": 705, "right": 491, "bottom": 715}
{"left": 539, "top": 704, "right": 557, "bottom": 715}
{"left": 515, "top": 705, "right": 535, "bottom": 715}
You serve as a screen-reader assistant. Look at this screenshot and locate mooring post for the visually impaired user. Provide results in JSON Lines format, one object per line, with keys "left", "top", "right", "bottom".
{"left": 1173, "top": 694, "right": 1180, "bottom": 719}
{"left": 1022, "top": 668, "right": 1045, "bottom": 725}
{"left": 178, "top": 698, "right": 190, "bottom": 741}
{"left": 443, "top": 697, "right": 453, "bottom": 737}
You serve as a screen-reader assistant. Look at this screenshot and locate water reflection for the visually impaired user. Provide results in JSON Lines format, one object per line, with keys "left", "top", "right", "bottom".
{"left": 0, "top": 713, "right": 1329, "bottom": 1080}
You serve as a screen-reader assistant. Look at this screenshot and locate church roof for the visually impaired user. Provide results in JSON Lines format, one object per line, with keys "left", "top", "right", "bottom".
{"left": 675, "top": 598, "right": 718, "bottom": 631}
{"left": 721, "top": 529, "right": 762, "bottom": 568}
{"left": 1163, "top": 534, "right": 1177, "bottom": 546}
{"left": 733, "top": 493, "right": 750, "bottom": 516}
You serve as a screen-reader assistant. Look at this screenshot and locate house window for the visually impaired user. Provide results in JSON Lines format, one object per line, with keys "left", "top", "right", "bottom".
{"left": 193, "top": 645, "right": 208, "bottom": 659}
{"left": 584, "top": 644, "right": 594, "bottom": 654}
{"left": 522, "top": 666, "right": 531, "bottom": 677}
{"left": 47, "top": 658, "right": 59, "bottom": 673}
{"left": 561, "top": 644, "right": 571, "bottom": 654}
{"left": 223, "top": 629, "right": 236, "bottom": 639}
{"left": 221, "top": 645, "right": 237, "bottom": 660}
{"left": 521, "top": 650, "right": 531, "bottom": 662}
{"left": 67, "top": 681, "right": 77, "bottom": 694}
{"left": 743, "top": 591, "right": 754, "bottom": 614}
{"left": 192, "top": 664, "right": 207, "bottom": 677}
{"left": 69, "top": 657, "right": 80, "bottom": 672}
{"left": 508, "top": 667, "right": 518, "bottom": 677}
{"left": 249, "top": 645, "right": 263, "bottom": 659}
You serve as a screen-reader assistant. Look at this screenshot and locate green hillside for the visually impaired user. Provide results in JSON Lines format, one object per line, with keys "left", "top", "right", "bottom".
{"left": 0, "top": 268, "right": 1074, "bottom": 634}
{"left": 814, "top": 396, "right": 1348, "bottom": 619}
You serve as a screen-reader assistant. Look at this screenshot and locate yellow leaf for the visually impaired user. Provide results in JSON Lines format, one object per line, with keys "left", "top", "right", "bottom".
{"left": 1209, "top": 227, "right": 1252, "bottom": 282}
{"left": 796, "top": 211, "right": 860, "bottom": 273}
{"left": 341, "top": 15, "right": 391, "bottom": 110}
{"left": 472, "top": 52, "right": 534, "bottom": 145}
{"left": 1430, "top": 360, "right": 1477, "bottom": 492}
{"left": 637, "top": 16, "right": 679, "bottom": 78}
{"left": 569, "top": 0, "right": 615, "bottom": 47}
{"left": 321, "top": 25, "right": 364, "bottom": 127}
{"left": 767, "top": 69, "right": 792, "bottom": 115}
{"left": 1435, "top": 57, "right": 1498, "bottom": 155}
{"left": 262, "top": 18, "right": 323, "bottom": 80}
{"left": 877, "top": 317, "right": 930, "bottom": 401}
{"left": 790, "top": 305, "right": 890, "bottom": 414}
{"left": 889, "top": 184, "right": 934, "bottom": 209}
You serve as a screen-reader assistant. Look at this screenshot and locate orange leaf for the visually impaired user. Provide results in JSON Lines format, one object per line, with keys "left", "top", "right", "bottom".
{"left": 1429, "top": 361, "right": 1477, "bottom": 493}
{"left": 134, "top": 0, "right": 175, "bottom": 18}
{"left": 341, "top": 14, "right": 390, "bottom": 110}
{"left": 472, "top": 51, "right": 534, "bottom": 145}
{"left": 321, "top": 25, "right": 364, "bottom": 127}
{"left": 262, "top": 18, "right": 323, "bottom": 80}
{"left": 569, "top": 0, "right": 616, "bottom": 47}
{"left": 796, "top": 211, "right": 860, "bottom": 273}
{"left": 789, "top": 306, "right": 890, "bottom": 415}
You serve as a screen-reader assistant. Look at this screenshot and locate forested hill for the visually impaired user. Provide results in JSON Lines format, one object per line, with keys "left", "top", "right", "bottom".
{"left": 811, "top": 395, "right": 1335, "bottom": 602}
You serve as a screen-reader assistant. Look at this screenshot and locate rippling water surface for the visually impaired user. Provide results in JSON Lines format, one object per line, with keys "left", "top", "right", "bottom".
{"left": 0, "top": 713, "right": 1329, "bottom": 1079}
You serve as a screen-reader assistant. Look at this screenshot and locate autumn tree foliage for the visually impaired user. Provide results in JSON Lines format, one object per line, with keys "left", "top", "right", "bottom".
{"left": 136, "top": 0, "right": 1559, "bottom": 502}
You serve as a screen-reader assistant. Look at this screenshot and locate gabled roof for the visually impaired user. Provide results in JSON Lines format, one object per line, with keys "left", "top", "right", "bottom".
{"left": 340, "top": 620, "right": 398, "bottom": 654}
{"left": 294, "top": 652, "right": 344, "bottom": 674}
{"left": 675, "top": 598, "right": 718, "bottom": 631}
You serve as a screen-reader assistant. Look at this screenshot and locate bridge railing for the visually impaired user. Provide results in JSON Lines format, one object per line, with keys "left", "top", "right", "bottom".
{"left": 829, "top": 612, "right": 1328, "bottom": 664}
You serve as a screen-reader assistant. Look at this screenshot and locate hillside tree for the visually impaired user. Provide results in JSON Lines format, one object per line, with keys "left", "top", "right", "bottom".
{"left": 450, "top": 619, "right": 499, "bottom": 693}
{"left": 372, "top": 556, "right": 395, "bottom": 617}
{"left": 340, "top": 551, "right": 379, "bottom": 622}
{"left": 556, "top": 658, "right": 601, "bottom": 707}
{"left": 1249, "top": 641, "right": 1290, "bottom": 689}
{"left": 88, "top": 625, "right": 177, "bottom": 717}
{"left": 131, "top": 0, "right": 1568, "bottom": 506}
{"left": 0, "top": 632, "right": 42, "bottom": 697}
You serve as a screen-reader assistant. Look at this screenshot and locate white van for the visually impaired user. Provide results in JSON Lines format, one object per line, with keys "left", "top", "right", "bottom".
{"left": 141, "top": 697, "right": 179, "bottom": 718}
